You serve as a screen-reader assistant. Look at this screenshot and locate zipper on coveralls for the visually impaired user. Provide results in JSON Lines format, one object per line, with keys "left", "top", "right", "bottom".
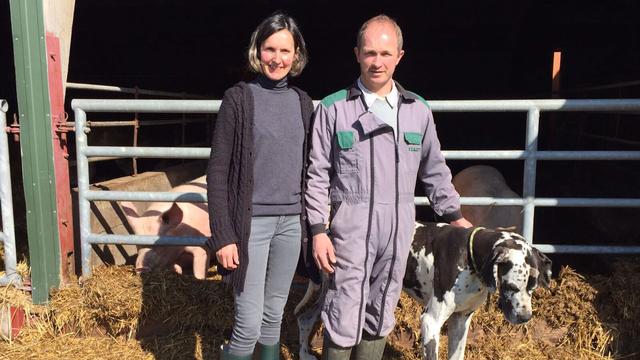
{"left": 356, "top": 96, "right": 375, "bottom": 346}
{"left": 376, "top": 101, "right": 402, "bottom": 336}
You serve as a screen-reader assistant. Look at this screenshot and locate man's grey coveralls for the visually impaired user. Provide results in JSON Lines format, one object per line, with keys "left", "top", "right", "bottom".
{"left": 305, "top": 82, "right": 462, "bottom": 347}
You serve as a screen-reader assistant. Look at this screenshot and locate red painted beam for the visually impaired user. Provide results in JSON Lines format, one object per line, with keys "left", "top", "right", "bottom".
{"left": 46, "top": 33, "right": 75, "bottom": 284}
{"left": 552, "top": 51, "right": 562, "bottom": 97}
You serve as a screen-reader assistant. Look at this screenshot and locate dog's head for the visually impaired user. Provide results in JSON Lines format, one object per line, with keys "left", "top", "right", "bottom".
{"left": 481, "top": 231, "right": 552, "bottom": 324}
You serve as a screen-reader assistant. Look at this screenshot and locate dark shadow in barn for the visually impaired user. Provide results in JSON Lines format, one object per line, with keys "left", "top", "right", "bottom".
{"left": 89, "top": 199, "right": 138, "bottom": 266}
{"left": 533, "top": 160, "right": 640, "bottom": 357}
{"left": 135, "top": 272, "right": 231, "bottom": 359}
{"left": 533, "top": 107, "right": 640, "bottom": 275}
{"left": 134, "top": 240, "right": 234, "bottom": 358}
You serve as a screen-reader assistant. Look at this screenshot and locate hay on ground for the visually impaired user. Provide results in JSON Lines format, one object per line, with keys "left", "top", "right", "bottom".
{"left": 0, "top": 258, "right": 638, "bottom": 359}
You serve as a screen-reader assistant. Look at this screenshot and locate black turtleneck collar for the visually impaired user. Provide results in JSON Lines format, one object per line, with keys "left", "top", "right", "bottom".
{"left": 254, "top": 74, "right": 289, "bottom": 91}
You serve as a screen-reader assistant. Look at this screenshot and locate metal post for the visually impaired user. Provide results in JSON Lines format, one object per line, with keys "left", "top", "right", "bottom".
{"left": 10, "top": 0, "right": 61, "bottom": 303}
{"left": 74, "top": 109, "right": 92, "bottom": 278}
{"left": 0, "top": 100, "right": 21, "bottom": 286}
{"left": 132, "top": 117, "right": 139, "bottom": 176}
{"left": 132, "top": 87, "right": 139, "bottom": 176}
{"left": 522, "top": 108, "right": 540, "bottom": 243}
{"left": 181, "top": 93, "right": 187, "bottom": 148}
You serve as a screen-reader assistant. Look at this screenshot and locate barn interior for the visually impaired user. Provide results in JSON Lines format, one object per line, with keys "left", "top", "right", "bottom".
{"left": 1, "top": 0, "right": 640, "bottom": 272}
{"left": 1, "top": 1, "right": 640, "bottom": 358}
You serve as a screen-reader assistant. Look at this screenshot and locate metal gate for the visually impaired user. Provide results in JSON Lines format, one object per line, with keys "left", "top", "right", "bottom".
{"left": 425, "top": 99, "right": 640, "bottom": 254}
{"left": 73, "top": 100, "right": 217, "bottom": 277}
{"left": 72, "top": 98, "right": 640, "bottom": 278}
{"left": 0, "top": 100, "right": 21, "bottom": 286}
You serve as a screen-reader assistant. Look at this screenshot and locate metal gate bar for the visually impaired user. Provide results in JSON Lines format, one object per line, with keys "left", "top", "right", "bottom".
{"left": 0, "top": 100, "right": 21, "bottom": 286}
{"left": 73, "top": 98, "right": 640, "bottom": 278}
{"left": 66, "top": 84, "right": 212, "bottom": 177}
{"left": 428, "top": 99, "right": 640, "bottom": 244}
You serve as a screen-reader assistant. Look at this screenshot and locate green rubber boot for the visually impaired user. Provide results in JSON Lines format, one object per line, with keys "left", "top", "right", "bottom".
{"left": 321, "top": 333, "right": 352, "bottom": 360}
{"left": 352, "top": 333, "right": 386, "bottom": 360}
{"left": 220, "top": 345, "right": 252, "bottom": 360}
{"left": 256, "top": 342, "right": 280, "bottom": 360}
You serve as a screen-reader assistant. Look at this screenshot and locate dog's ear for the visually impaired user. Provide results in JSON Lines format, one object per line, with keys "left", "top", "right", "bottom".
{"left": 532, "top": 247, "right": 552, "bottom": 288}
{"left": 481, "top": 246, "right": 508, "bottom": 292}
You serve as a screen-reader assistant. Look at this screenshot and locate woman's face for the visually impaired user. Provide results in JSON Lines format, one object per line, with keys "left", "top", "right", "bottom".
{"left": 259, "top": 29, "right": 296, "bottom": 81}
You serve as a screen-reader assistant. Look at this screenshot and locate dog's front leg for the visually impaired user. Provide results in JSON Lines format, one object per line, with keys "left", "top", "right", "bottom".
{"left": 446, "top": 311, "right": 474, "bottom": 360}
{"left": 297, "top": 301, "right": 322, "bottom": 360}
{"left": 296, "top": 280, "right": 326, "bottom": 360}
{"left": 420, "top": 300, "right": 452, "bottom": 360}
{"left": 420, "top": 312, "right": 439, "bottom": 360}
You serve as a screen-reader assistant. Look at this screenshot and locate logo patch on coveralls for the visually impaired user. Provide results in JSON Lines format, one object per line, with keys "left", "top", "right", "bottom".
{"left": 404, "top": 132, "right": 422, "bottom": 152}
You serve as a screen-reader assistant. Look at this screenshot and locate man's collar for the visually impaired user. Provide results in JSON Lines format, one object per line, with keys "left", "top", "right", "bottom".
{"left": 356, "top": 78, "right": 399, "bottom": 109}
{"left": 347, "top": 80, "right": 418, "bottom": 104}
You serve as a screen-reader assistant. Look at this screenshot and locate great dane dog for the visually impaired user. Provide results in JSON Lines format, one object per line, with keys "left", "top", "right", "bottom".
{"left": 295, "top": 222, "right": 552, "bottom": 360}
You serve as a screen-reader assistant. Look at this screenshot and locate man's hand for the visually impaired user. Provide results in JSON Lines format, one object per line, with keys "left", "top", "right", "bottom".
{"left": 216, "top": 243, "right": 239, "bottom": 270}
{"left": 450, "top": 217, "right": 473, "bottom": 228}
{"left": 313, "top": 232, "right": 336, "bottom": 274}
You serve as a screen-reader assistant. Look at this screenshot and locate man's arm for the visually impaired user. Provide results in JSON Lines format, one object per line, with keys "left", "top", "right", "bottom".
{"left": 305, "top": 103, "right": 337, "bottom": 272}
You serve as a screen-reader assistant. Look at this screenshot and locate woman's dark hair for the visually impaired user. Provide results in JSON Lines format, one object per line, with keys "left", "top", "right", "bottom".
{"left": 247, "top": 12, "right": 308, "bottom": 77}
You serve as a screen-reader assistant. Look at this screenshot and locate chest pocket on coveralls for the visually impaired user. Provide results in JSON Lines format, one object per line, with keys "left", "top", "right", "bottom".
{"left": 336, "top": 131, "right": 360, "bottom": 174}
{"left": 403, "top": 132, "right": 422, "bottom": 175}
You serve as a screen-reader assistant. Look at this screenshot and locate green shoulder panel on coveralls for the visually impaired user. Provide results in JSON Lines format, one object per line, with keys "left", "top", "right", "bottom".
{"left": 408, "top": 91, "right": 430, "bottom": 108}
{"left": 321, "top": 89, "right": 348, "bottom": 108}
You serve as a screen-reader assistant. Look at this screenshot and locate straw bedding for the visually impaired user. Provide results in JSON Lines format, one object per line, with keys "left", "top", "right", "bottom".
{"left": 0, "top": 258, "right": 638, "bottom": 360}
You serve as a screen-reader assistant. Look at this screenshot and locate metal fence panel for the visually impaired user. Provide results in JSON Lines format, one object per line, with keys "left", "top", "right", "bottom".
{"left": 72, "top": 98, "right": 640, "bottom": 278}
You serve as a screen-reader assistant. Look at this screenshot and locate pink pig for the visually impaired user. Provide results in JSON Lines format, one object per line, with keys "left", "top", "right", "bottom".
{"left": 452, "top": 165, "right": 523, "bottom": 233}
{"left": 120, "top": 176, "right": 211, "bottom": 279}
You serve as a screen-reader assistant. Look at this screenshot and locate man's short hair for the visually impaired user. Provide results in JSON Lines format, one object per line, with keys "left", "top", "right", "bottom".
{"left": 247, "top": 12, "right": 309, "bottom": 77}
{"left": 356, "top": 14, "right": 403, "bottom": 51}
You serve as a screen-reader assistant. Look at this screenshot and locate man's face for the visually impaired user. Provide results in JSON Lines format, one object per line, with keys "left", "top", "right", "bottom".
{"left": 354, "top": 21, "right": 404, "bottom": 95}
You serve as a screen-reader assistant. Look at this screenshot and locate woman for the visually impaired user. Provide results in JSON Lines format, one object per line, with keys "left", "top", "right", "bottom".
{"left": 206, "top": 12, "right": 313, "bottom": 360}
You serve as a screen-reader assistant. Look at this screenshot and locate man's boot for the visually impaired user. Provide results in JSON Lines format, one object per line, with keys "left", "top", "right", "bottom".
{"left": 321, "top": 332, "right": 352, "bottom": 360}
{"left": 352, "top": 332, "right": 386, "bottom": 360}
{"left": 255, "top": 342, "right": 280, "bottom": 360}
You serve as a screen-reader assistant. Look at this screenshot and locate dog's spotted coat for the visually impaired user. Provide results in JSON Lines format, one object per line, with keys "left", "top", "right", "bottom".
{"left": 403, "top": 223, "right": 551, "bottom": 359}
{"left": 296, "top": 222, "right": 552, "bottom": 360}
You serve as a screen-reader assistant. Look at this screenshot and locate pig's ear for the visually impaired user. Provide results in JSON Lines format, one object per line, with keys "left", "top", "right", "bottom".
{"left": 161, "top": 203, "right": 184, "bottom": 227}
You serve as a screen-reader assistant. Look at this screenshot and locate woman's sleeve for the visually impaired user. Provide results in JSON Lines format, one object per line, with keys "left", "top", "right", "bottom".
{"left": 207, "top": 90, "right": 240, "bottom": 252}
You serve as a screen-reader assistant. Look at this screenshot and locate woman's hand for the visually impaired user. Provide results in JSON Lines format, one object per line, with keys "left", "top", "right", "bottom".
{"left": 216, "top": 243, "right": 239, "bottom": 270}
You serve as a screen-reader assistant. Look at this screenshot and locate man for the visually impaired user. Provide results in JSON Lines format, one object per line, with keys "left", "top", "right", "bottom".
{"left": 305, "top": 14, "right": 472, "bottom": 359}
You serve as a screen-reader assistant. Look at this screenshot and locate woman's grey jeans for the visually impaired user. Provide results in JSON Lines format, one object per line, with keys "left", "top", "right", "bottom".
{"left": 227, "top": 215, "right": 301, "bottom": 355}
